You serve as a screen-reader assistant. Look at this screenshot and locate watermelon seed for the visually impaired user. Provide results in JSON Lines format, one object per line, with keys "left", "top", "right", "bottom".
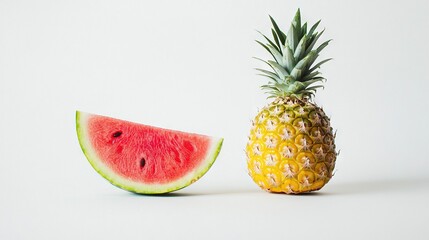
{"left": 112, "top": 131, "right": 122, "bottom": 138}
{"left": 140, "top": 158, "right": 146, "bottom": 168}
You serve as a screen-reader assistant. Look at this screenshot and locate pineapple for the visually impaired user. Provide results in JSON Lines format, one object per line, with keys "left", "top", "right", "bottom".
{"left": 246, "top": 9, "right": 337, "bottom": 194}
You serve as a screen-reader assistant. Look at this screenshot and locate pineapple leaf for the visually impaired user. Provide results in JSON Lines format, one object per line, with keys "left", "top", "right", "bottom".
{"left": 269, "top": 16, "right": 286, "bottom": 45}
{"left": 255, "top": 40, "right": 275, "bottom": 60}
{"left": 261, "top": 85, "right": 280, "bottom": 91}
{"left": 275, "top": 83, "right": 290, "bottom": 92}
{"left": 254, "top": 57, "right": 278, "bottom": 73}
{"left": 305, "top": 76, "right": 326, "bottom": 83}
{"left": 255, "top": 68, "right": 278, "bottom": 77}
{"left": 305, "top": 29, "right": 324, "bottom": 55}
{"left": 304, "top": 88, "right": 320, "bottom": 94}
{"left": 267, "top": 60, "right": 289, "bottom": 79}
{"left": 257, "top": 74, "right": 279, "bottom": 83}
{"left": 253, "top": 57, "right": 271, "bottom": 66}
{"left": 255, "top": 68, "right": 282, "bottom": 82}
{"left": 284, "top": 75, "right": 295, "bottom": 84}
{"left": 308, "top": 58, "right": 332, "bottom": 73}
{"left": 292, "top": 9, "right": 302, "bottom": 38}
{"left": 256, "top": 11, "right": 331, "bottom": 99}
{"left": 308, "top": 19, "right": 321, "bottom": 37}
{"left": 267, "top": 94, "right": 279, "bottom": 99}
{"left": 316, "top": 39, "right": 332, "bottom": 54}
{"left": 282, "top": 45, "right": 295, "bottom": 73}
{"left": 255, "top": 40, "right": 274, "bottom": 57}
{"left": 297, "top": 89, "right": 315, "bottom": 96}
{"left": 293, "top": 35, "right": 308, "bottom": 60}
{"left": 271, "top": 29, "right": 282, "bottom": 52}
{"left": 290, "top": 52, "right": 315, "bottom": 80}
{"left": 287, "top": 24, "right": 299, "bottom": 51}
{"left": 306, "top": 85, "right": 325, "bottom": 90}
{"left": 257, "top": 31, "right": 280, "bottom": 53}
{"left": 302, "top": 22, "right": 307, "bottom": 35}
{"left": 267, "top": 44, "right": 285, "bottom": 66}
{"left": 306, "top": 51, "right": 320, "bottom": 70}
{"left": 263, "top": 85, "right": 282, "bottom": 94}
{"left": 290, "top": 67, "right": 303, "bottom": 81}
{"left": 302, "top": 78, "right": 325, "bottom": 87}
{"left": 286, "top": 81, "right": 305, "bottom": 93}
{"left": 302, "top": 71, "right": 321, "bottom": 81}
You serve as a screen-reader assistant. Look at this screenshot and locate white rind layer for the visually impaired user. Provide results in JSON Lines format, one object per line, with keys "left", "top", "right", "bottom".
{"left": 76, "top": 111, "right": 223, "bottom": 194}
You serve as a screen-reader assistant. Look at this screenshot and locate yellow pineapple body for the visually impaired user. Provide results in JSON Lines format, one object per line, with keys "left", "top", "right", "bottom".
{"left": 246, "top": 97, "right": 336, "bottom": 194}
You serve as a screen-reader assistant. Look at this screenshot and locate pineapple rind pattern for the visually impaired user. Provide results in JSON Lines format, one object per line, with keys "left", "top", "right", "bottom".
{"left": 246, "top": 97, "right": 336, "bottom": 194}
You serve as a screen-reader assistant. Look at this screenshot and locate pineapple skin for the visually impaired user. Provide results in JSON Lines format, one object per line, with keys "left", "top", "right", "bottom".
{"left": 246, "top": 97, "right": 336, "bottom": 194}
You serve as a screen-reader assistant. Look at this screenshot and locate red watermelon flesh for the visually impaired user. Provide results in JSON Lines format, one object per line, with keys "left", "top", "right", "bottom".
{"left": 76, "top": 111, "right": 223, "bottom": 194}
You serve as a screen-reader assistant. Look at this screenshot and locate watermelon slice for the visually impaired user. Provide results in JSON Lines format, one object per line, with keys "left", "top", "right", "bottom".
{"left": 76, "top": 111, "right": 223, "bottom": 194}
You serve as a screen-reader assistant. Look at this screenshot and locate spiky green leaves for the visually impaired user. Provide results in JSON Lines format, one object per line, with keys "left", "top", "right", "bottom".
{"left": 256, "top": 9, "right": 332, "bottom": 99}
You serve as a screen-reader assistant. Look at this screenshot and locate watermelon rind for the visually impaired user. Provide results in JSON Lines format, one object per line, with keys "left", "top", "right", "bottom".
{"left": 76, "top": 111, "right": 223, "bottom": 194}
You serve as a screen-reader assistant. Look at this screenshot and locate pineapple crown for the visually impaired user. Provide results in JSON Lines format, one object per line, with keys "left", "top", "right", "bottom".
{"left": 255, "top": 9, "right": 332, "bottom": 99}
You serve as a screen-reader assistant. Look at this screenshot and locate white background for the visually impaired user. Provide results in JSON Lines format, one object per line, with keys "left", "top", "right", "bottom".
{"left": 1, "top": 0, "right": 429, "bottom": 239}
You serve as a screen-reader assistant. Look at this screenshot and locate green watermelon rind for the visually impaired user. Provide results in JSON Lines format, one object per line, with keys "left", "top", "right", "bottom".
{"left": 76, "top": 111, "right": 223, "bottom": 194}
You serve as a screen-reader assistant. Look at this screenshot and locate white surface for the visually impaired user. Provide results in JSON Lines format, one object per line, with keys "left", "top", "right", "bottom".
{"left": 1, "top": 0, "right": 429, "bottom": 239}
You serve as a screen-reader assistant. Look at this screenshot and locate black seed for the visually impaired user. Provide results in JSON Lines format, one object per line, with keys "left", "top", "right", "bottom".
{"left": 140, "top": 158, "right": 146, "bottom": 168}
{"left": 112, "top": 131, "right": 122, "bottom": 138}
